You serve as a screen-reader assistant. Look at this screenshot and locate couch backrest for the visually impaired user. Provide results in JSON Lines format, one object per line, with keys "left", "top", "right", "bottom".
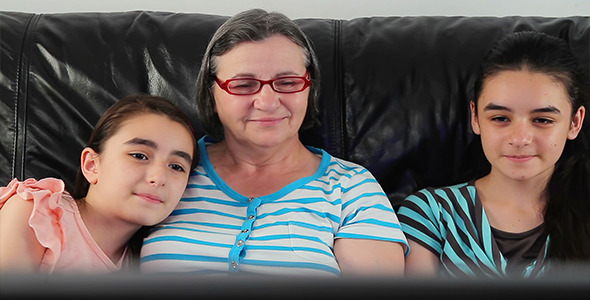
{"left": 1, "top": 11, "right": 589, "bottom": 207}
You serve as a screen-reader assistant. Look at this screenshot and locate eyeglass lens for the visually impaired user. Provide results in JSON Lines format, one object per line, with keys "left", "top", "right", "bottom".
{"left": 226, "top": 78, "right": 307, "bottom": 94}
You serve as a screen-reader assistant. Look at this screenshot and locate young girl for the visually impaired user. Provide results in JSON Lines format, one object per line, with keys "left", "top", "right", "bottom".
{"left": 0, "top": 94, "right": 198, "bottom": 273}
{"left": 397, "top": 31, "right": 590, "bottom": 278}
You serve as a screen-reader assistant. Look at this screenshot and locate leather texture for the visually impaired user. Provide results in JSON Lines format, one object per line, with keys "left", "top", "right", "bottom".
{"left": 1, "top": 11, "right": 588, "bottom": 207}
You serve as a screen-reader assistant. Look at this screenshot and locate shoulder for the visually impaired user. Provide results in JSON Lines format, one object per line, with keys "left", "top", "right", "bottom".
{"left": 407, "top": 182, "right": 473, "bottom": 203}
{"left": 310, "top": 147, "right": 374, "bottom": 179}
{"left": 398, "top": 181, "right": 475, "bottom": 217}
{"left": 1, "top": 177, "right": 66, "bottom": 207}
{"left": 0, "top": 178, "right": 70, "bottom": 271}
{"left": 0, "top": 177, "right": 69, "bottom": 235}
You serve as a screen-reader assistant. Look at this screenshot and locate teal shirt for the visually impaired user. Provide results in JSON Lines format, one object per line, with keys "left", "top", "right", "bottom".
{"left": 397, "top": 181, "right": 549, "bottom": 278}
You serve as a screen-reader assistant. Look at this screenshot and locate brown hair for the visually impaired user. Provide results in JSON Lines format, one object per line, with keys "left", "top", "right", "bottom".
{"left": 473, "top": 31, "right": 590, "bottom": 263}
{"left": 195, "top": 8, "right": 321, "bottom": 140}
{"left": 71, "top": 94, "right": 198, "bottom": 199}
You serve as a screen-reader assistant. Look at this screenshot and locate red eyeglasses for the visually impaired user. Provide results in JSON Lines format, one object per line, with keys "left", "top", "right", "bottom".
{"left": 215, "top": 72, "right": 311, "bottom": 95}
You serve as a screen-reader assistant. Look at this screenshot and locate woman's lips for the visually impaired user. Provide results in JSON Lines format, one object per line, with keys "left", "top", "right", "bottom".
{"left": 251, "top": 117, "right": 286, "bottom": 126}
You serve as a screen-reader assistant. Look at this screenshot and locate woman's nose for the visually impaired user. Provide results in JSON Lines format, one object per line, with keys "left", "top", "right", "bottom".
{"left": 253, "top": 84, "right": 280, "bottom": 110}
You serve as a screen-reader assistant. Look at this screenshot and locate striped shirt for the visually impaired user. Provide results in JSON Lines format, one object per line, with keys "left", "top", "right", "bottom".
{"left": 140, "top": 136, "right": 408, "bottom": 276}
{"left": 397, "top": 181, "right": 549, "bottom": 278}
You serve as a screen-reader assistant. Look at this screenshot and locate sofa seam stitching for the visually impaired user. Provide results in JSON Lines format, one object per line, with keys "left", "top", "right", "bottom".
{"left": 13, "top": 13, "right": 38, "bottom": 180}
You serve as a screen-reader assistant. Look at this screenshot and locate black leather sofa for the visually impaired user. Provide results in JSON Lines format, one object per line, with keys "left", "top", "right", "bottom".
{"left": 1, "top": 11, "right": 589, "bottom": 207}
{"left": 0, "top": 10, "right": 589, "bottom": 298}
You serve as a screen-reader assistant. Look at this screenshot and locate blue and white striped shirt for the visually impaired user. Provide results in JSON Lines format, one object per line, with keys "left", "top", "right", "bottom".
{"left": 140, "top": 137, "right": 408, "bottom": 276}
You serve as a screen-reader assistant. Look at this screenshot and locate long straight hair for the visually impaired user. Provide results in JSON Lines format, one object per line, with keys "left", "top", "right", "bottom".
{"left": 472, "top": 31, "right": 590, "bottom": 263}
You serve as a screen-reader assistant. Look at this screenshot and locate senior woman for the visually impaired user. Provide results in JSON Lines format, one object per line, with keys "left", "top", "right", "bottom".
{"left": 140, "top": 8, "right": 408, "bottom": 277}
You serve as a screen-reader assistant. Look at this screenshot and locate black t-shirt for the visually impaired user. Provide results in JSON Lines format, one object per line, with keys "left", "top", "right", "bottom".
{"left": 491, "top": 224, "right": 547, "bottom": 275}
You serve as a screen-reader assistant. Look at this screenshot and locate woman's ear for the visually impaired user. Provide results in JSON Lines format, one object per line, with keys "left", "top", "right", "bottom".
{"left": 470, "top": 100, "right": 481, "bottom": 135}
{"left": 80, "top": 147, "right": 99, "bottom": 185}
{"left": 567, "top": 105, "right": 586, "bottom": 140}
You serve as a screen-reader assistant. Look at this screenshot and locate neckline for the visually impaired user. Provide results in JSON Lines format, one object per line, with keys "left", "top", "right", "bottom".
{"left": 198, "top": 136, "right": 330, "bottom": 202}
{"left": 490, "top": 223, "right": 545, "bottom": 238}
{"left": 467, "top": 181, "right": 547, "bottom": 274}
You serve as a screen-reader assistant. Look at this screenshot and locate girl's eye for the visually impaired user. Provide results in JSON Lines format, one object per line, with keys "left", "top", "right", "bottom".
{"left": 534, "top": 117, "right": 554, "bottom": 125}
{"left": 491, "top": 116, "right": 509, "bottom": 122}
{"left": 131, "top": 153, "right": 148, "bottom": 160}
{"left": 169, "top": 164, "right": 186, "bottom": 173}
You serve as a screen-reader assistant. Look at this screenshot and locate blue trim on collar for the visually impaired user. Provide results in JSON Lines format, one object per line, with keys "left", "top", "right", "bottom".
{"left": 197, "top": 136, "right": 331, "bottom": 203}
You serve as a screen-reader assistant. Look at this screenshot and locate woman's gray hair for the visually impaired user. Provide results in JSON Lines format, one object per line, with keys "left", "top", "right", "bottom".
{"left": 195, "top": 8, "right": 321, "bottom": 140}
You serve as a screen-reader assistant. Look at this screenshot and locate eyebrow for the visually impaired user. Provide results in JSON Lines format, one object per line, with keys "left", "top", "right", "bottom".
{"left": 124, "top": 137, "right": 193, "bottom": 164}
{"left": 483, "top": 103, "right": 562, "bottom": 114}
{"left": 230, "top": 71, "right": 300, "bottom": 79}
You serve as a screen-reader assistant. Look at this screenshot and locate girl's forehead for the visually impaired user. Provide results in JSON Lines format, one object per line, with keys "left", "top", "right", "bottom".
{"left": 112, "top": 113, "right": 182, "bottom": 138}
{"left": 479, "top": 70, "right": 572, "bottom": 111}
{"left": 106, "top": 113, "right": 194, "bottom": 148}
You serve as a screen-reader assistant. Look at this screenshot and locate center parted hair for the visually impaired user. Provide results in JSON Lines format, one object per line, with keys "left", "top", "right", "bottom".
{"left": 195, "top": 8, "right": 321, "bottom": 141}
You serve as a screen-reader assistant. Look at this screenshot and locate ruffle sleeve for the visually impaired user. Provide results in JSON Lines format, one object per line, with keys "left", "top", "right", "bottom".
{"left": 0, "top": 178, "right": 66, "bottom": 270}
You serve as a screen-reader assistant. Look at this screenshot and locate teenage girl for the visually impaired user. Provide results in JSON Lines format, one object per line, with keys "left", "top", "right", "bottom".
{"left": 398, "top": 31, "right": 590, "bottom": 278}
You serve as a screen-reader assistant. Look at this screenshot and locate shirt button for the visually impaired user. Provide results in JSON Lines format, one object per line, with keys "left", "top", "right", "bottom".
{"left": 248, "top": 197, "right": 254, "bottom": 202}
{"left": 231, "top": 261, "right": 238, "bottom": 269}
{"left": 237, "top": 240, "right": 244, "bottom": 247}
{"left": 248, "top": 215, "right": 255, "bottom": 220}
{"left": 241, "top": 229, "right": 249, "bottom": 233}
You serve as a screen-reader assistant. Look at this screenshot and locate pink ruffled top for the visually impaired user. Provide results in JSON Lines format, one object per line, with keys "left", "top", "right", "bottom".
{"left": 0, "top": 178, "right": 126, "bottom": 273}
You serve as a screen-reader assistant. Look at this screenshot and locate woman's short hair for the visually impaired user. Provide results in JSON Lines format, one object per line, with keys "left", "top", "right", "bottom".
{"left": 195, "top": 8, "right": 321, "bottom": 140}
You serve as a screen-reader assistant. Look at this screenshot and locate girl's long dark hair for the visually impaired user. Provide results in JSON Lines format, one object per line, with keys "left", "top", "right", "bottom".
{"left": 472, "top": 31, "right": 590, "bottom": 263}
